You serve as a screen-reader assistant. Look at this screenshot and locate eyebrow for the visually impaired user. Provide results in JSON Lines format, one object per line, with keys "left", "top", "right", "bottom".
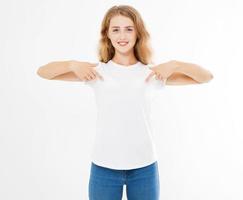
{"left": 111, "top": 26, "right": 134, "bottom": 28}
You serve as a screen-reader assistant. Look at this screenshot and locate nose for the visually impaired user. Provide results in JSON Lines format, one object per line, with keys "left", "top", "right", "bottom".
{"left": 119, "top": 30, "right": 127, "bottom": 40}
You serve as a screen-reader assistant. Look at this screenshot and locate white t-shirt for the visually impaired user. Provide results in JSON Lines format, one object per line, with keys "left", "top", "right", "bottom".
{"left": 84, "top": 60, "right": 166, "bottom": 170}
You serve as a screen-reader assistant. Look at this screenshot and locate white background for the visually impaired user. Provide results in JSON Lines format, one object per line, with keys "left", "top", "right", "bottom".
{"left": 0, "top": 0, "right": 242, "bottom": 199}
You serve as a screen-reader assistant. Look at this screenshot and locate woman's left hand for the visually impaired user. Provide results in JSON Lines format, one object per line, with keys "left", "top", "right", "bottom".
{"left": 145, "top": 60, "right": 178, "bottom": 82}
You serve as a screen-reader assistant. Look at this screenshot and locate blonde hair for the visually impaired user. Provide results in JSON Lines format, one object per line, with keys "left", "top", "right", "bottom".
{"left": 97, "top": 5, "right": 154, "bottom": 65}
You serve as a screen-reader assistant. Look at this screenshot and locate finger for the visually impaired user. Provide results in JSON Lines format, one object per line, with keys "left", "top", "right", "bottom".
{"left": 145, "top": 71, "right": 155, "bottom": 82}
{"left": 87, "top": 74, "right": 96, "bottom": 80}
{"left": 83, "top": 77, "right": 89, "bottom": 81}
{"left": 85, "top": 74, "right": 93, "bottom": 80}
{"left": 90, "top": 71, "right": 97, "bottom": 78}
{"left": 158, "top": 74, "right": 163, "bottom": 80}
{"left": 93, "top": 70, "right": 104, "bottom": 81}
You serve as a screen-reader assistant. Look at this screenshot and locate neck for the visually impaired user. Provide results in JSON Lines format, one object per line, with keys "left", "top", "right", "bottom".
{"left": 112, "top": 50, "right": 138, "bottom": 66}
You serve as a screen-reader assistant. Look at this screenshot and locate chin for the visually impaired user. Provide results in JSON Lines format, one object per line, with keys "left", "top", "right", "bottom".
{"left": 115, "top": 46, "right": 134, "bottom": 53}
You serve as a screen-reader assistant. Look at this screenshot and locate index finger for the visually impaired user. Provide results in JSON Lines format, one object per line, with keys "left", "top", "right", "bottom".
{"left": 145, "top": 71, "right": 156, "bottom": 82}
{"left": 92, "top": 69, "right": 104, "bottom": 81}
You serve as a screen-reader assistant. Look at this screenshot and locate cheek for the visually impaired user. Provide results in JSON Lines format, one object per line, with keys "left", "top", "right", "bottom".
{"left": 131, "top": 34, "right": 137, "bottom": 42}
{"left": 109, "top": 35, "right": 119, "bottom": 43}
{"left": 130, "top": 37, "right": 137, "bottom": 45}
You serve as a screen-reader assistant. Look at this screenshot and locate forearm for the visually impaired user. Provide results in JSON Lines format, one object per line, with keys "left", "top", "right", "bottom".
{"left": 172, "top": 60, "right": 213, "bottom": 83}
{"left": 37, "top": 60, "right": 74, "bottom": 80}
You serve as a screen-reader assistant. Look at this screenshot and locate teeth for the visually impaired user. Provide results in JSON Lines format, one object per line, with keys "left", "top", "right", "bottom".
{"left": 118, "top": 42, "right": 128, "bottom": 46}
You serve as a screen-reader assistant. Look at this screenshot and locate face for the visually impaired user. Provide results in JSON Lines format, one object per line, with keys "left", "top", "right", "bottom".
{"left": 107, "top": 15, "right": 137, "bottom": 54}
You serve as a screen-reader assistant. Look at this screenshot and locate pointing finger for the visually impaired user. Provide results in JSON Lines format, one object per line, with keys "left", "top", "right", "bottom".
{"left": 145, "top": 71, "right": 155, "bottom": 82}
{"left": 93, "top": 70, "right": 104, "bottom": 81}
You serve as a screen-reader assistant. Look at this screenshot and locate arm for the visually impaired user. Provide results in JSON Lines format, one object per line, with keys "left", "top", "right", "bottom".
{"left": 148, "top": 60, "right": 214, "bottom": 85}
{"left": 36, "top": 60, "right": 97, "bottom": 81}
{"left": 36, "top": 60, "right": 75, "bottom": 80}
{"left": 170, "top": 60, "right": 214, "bottom": 83}
{"left": 165, "top": 72, "right": 200, "bottom": 85}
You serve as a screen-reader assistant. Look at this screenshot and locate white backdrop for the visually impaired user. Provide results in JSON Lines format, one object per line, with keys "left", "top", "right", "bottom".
{"left": 0, "top": 0, "right": 242, "bottom": 200}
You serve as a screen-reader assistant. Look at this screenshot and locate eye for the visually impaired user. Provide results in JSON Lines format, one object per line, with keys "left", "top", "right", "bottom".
{"left": 112, "top": 28, "right": 133, "bottom": 32}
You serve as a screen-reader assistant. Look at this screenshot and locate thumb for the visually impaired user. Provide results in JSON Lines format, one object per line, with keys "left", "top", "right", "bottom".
{"left": 145, "top": 71, "right": 155, "bottom": 82}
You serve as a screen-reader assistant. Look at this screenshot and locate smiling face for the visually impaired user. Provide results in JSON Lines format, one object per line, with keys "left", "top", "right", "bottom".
{"left": 107, "top": 15, "right": 137, "bottom": 54}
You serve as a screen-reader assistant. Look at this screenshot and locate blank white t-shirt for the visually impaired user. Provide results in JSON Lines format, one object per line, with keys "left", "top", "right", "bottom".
{"left": 84, "top": 60, "right": 166, "bottom": 170}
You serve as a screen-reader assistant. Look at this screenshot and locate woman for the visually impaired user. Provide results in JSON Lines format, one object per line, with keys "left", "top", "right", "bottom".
{"left": 37, "top": 5, "right": 213, "bottom": 200}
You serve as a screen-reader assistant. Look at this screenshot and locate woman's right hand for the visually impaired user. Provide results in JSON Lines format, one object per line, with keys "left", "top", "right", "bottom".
{"left": 69, "top": 60, "right": 104, "bottom": 81}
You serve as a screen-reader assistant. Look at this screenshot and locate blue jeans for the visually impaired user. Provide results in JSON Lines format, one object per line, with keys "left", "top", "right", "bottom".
{"left": 88, "top": 161, "right": 160, "bottom": 200}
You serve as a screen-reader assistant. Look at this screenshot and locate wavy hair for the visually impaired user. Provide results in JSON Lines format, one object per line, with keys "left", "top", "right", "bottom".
{"left": 97, "top": 5, "right": 154, "bottom": 65}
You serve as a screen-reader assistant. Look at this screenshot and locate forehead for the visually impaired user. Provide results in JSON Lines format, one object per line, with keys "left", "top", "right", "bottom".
{"left": 109, "top": 15, "right": 134, "bottom": 28}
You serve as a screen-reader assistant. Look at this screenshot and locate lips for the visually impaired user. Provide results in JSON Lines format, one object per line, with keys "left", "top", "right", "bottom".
{"left": 118, "top": 41, "right": 129, "bottom": 46}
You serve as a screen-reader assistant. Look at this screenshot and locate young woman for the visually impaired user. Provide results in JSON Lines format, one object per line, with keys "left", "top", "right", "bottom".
{"left": 37, "top": 5, "right": 213, "bottom": 200}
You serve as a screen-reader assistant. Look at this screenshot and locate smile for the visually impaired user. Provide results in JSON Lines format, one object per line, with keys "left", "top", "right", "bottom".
{"left": 118, "top": 42, "right": 129, "bottom": 46}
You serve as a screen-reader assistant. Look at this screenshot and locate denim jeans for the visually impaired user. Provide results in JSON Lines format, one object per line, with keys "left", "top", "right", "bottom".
{"left": 88, "top": 161, "right": 160, "bottom": 200}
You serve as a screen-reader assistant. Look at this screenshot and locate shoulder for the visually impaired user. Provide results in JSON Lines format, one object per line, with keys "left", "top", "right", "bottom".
{"left": 146, "top": 63, "right": 157, "bottom": 70}
{"left": 91, "top": 61, "right": 106, "bottom": 69}
{"left": 140, "top": 63, "right": 156, "bottom": 74}
{"left": 87, "top": 61, "right": 105, "bottom": 74}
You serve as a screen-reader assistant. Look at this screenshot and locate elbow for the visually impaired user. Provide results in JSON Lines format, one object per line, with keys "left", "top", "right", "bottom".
{"left": 210, "top": 73, "right": 214, "bottom": 81}
{"left": 202, "top": 72, "right": 214, "bottom": 83}
{"left": 196, "top": 71, "right": 214, "bottom": 84}
{"left": 36, "top": 67, "right": 42, "bottom": 77}
{"left": 36, "top": 67, "right": 52, "bottom": 80}
{"left": 207, "top": 71, "right": 214, "bottom": 82}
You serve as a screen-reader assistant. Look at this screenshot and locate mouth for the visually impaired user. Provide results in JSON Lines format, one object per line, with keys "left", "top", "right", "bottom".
{"left": 117, "top": 41, "right": 129, "bottom": 46}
